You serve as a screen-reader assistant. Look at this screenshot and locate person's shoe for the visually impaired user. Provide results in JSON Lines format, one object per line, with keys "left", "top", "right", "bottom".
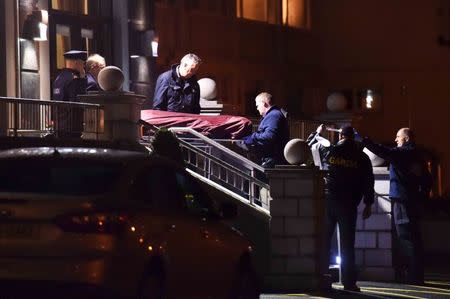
{"left": 343, "top": 284, "right": 361, "bottom": 292}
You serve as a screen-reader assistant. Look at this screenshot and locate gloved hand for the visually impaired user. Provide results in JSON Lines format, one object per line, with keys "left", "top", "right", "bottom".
{"left": 354, "top": 131, "right": 363, "bottom": 142}
{"left": 316, "top": 124, "right": 325, "bottom": 135}
{"left": 243, "top": 135, "right": 252, "bottom": 145}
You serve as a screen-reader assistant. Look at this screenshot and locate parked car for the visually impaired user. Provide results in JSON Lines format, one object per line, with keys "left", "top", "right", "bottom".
{"left": 0, "top": 138, "right": 259, "bottom": 299}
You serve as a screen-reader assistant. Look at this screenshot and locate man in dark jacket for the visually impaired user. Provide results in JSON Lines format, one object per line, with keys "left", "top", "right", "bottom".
{"left": 152, "top": 53, "right": 201, "bottom": 114}
{"left": 241, "top": 92, "right": 289, "bottom": 168}
{"left": 308, "top": 124, "right": 374, "bottom": 291}
{"left": 362, "top": 128, "right": 432, "bottom": 284}
{"left": 52, "top": 50, "right": 87, "bottom": 137}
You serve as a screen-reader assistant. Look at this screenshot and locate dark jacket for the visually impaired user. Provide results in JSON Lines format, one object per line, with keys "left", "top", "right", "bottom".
{"left": 52, "top": 68, "right": 87, "bottom": 102}
{"left": 308, "top": 133, "right": 374, "bottom": 206}
{"left": 86, "top": 73, "right": 100, "bottom": 92}
{"left": 152, "top": 64, "right": 201, "bottom": 114}
{"left": 362, "top": 139, "right": 432, "bottom": 202}
{"left": 243, "top": 106, "right": 289, "bottom": 167}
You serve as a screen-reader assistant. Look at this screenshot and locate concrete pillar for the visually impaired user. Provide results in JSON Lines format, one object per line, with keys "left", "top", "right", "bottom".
{"left": 264, "top": 166, "right": 325, "bottom": 291}
{"left": 79, "top": 91, "right": 145, "bottom": 141}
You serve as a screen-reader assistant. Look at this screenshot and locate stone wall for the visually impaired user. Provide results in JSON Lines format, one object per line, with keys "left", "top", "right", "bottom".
{"left": 264, "top": 165, "right": 395, "bottom": 292}
{"left": 264, "top": 166, "right": 325, "bottom": 291}
{"left": 355, "top": 166, "right": 395, "bottom": 280}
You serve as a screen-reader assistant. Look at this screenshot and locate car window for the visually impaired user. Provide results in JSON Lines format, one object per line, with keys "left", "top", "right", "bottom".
{"left": 131, "top": 166, "right": 184, "bottom": 210}
{"left": 0, "top": 158, "right": 123, "bottom": 196}
{"left": 174, "top": 172, "right": 215, "bottom": 217}
{"left": 132, "top": 166, "right": 215, "bottom": 216}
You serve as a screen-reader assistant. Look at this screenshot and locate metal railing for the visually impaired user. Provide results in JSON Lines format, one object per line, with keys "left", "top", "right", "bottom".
{"left": 168, "top": 127, "right": 271, "bottom": 212}
{"left": 0, "top": 97, "right": 103, "bottom": 138}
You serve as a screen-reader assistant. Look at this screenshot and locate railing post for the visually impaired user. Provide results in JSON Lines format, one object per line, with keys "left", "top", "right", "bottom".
{"left": 13, "top": 101, "right": 19, "bottom": 137}
{"left": 207, "top": 145, "right": 211, "bottom": 179}
{"left": 96, "top": 106, "right": 100, "bottom": 140}
{"left": 249, "top": 169, "right": 255, "bottom": 205}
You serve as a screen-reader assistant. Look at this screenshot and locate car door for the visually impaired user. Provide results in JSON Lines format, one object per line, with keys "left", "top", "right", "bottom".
{"left": 169, "top": 170, "right": 242, "bottom": 295}
{"left": 131, "top": 163, "right": 241, "bottom": 296}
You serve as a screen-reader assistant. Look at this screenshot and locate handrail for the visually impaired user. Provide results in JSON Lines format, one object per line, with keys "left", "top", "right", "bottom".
{"left": 0, "top": 97, "right": 103, "bottom": 138}
{"left": 0, "top": 96, "right": 102, "bottom": 108}
{"left": 165, "top": 126, "right": 271, "bottom": 211}
{"left": 168, "top": 127, "right": 265, "bottom": 172}
{"left": 177, "top": 137, "right": 269, "bottom": 188}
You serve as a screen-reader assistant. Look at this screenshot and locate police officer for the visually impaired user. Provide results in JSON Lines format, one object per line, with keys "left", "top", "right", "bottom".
{"left": 52, "top": 50, "right": 87, "bottom": 137}
{"left": 53, "top": 50, "right": 88, "bottom": 102}
{"left": 308, "top": 124, "right": 374, "bottom": 291}
{"left": 362, "top": 128, "right": 432, "bottom": 284}
{"left": 152, "top": 53, "right": 201, "bottom": 114}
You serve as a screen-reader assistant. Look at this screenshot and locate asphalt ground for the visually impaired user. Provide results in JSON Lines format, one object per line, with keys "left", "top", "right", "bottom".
{"left": 261, "top": 274, "right": 450, "bottom": 299}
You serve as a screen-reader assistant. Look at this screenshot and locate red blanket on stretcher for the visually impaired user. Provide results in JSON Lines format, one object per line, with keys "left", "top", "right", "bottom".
{"left": 140, "top": 109, "right": 252, "bottom": 139}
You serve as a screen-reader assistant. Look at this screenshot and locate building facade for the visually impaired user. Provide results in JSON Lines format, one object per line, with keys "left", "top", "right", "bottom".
{"left": 1, "top": 0, "right": 449, "bottom": 195}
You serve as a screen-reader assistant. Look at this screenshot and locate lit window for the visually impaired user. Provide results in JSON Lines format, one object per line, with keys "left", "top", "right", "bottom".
{"left": 56, "top": 24, "right": 71, "bottom": 69}
{"left": 236, "top": 0, "right": 268, "bottom": 22}
{"left": 52, "top": 0, "right": 89, "bottom": 15}
{"left": 81, "top": 28, "right": 93, "bottom": 54}
{"left": 282, "top": 0, "right": 309, "bottom": 29}
{"left": 237, "top": 0, "right": 310, "bottom": 29}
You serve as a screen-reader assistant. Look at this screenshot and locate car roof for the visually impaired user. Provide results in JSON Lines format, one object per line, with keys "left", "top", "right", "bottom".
{"left": 0, "top": 147, "right": 150, "bottom": 161}
{"left": 0, "top": 136, "right": 149, "bottom": 153}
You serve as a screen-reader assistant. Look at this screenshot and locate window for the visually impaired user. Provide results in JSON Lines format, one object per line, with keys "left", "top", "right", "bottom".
{"left": 282, "top": 0, "right": 309, "bottom": 29}
{"left": 175, "top": 172, "right": 213, "bottom": 216}
{"left": 132, "top": 167, "right": 182, "bottom": 209}
{"left": 132, "top": 166, "right": 216, "bottom": 216}
{"left": 237, "top": 0, "right": 268, "bottom": 22}
{"left": 236, "top": 0, "right": 310, "bottom": 29}
{"left": 52, "top": 0, "right": 89, "bottom": 15}
{"left": 55, "top": 24, "right": 71, "bottom": 69}
{"left": 81, "top": 28, "right": 94, "bottom": 53}
{"left": 49, "top": 1, "right": 112, "bottom": 82}
{"left": 0, "top": 158, "right": 123, "bottom": 195}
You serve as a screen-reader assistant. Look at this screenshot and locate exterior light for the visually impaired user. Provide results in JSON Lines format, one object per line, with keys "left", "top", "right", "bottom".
{"left": 365, "top": 89, "right": 374, "bottom": 109}
{"left": 335, "top": 256, "right": 341, "bottom": 265}
{"left": 34, "top": 22, "right": 48, "bottom": 41}
{"left": 151, "top": 34, "right": 158, "bottom": 57}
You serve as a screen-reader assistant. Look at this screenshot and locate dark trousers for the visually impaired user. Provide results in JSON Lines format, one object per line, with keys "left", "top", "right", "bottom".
{"left": 325, "top": 198, "right": 358, "bottom": 287}
{"left": 393, "top": 201, "right": 424, "bottom": 283}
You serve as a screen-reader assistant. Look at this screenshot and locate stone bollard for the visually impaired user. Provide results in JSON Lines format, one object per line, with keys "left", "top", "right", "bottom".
{"left": 79, "top": 91, "right": 145, "bottom": 141}
{"left": 78, "top": 66, "right": 145, "bottom": 142}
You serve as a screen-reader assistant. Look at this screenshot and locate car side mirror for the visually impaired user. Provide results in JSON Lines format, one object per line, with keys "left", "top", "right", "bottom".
{"left": 219, "top": 202, "right": 237, "bottom": 219}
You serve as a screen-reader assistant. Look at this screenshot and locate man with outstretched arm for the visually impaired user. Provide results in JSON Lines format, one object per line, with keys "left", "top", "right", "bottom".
{"left": 361, "top": 128, "right": 432, "bottom": 284}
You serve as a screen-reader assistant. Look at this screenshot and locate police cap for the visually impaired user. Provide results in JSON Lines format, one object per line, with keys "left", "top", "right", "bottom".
{"left": 63, "top": 50, "right": 87, "bottom": 61}
{"left": 340, "top": 125, "right": 355, "bottom": 138}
